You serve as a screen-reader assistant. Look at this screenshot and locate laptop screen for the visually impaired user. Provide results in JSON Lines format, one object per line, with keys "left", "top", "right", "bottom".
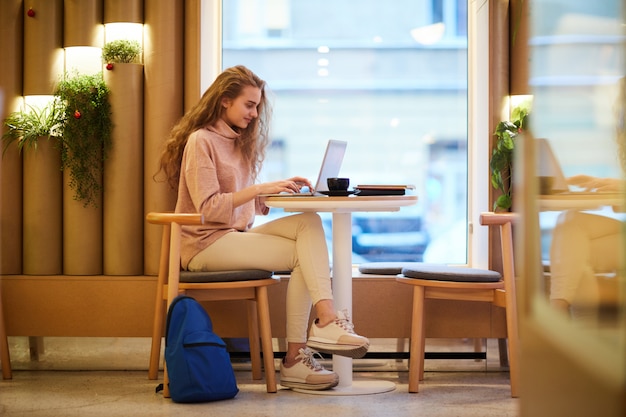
{"left": 313, "top": 140, "right": 347, "bottom": 192}
{"left": 536, "top": 138, "right": 569, "bottom": 192}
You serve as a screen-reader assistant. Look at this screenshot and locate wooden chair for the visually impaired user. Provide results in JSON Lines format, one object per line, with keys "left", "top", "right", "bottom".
{"left": 396, "top": 212, "right": 519, "bottom": 397}
{"left": 147, "top": 212, "right": 280, "bottom": 395}
{"left": 0, "top": 283, "right": 11, "bottom": 380}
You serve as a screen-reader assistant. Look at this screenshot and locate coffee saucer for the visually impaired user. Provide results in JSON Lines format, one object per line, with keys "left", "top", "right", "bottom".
{"left": 318, "top": 190, "right": 359, "bottom": 196}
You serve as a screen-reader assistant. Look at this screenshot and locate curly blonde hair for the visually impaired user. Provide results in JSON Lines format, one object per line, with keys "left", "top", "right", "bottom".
{"left": 157, "top": 65, "right": 271, "bottom": 190}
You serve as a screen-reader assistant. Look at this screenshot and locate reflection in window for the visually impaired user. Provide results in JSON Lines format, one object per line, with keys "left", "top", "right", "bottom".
{"left": 222, "top": 0, "right": 468, "bottom": 263}
{"left": 530, "top": 1, "right": 625, "bottom": 329}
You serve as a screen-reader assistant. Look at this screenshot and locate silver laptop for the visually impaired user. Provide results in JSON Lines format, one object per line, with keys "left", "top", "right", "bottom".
{"left": 536, "top": 138, "right": 569, "bottom": 193}
{"left": 261, "top": 139, "right": 347, "bottom": 196}
{"left": 536, "top": 138, "right": 617, "bottom": 194}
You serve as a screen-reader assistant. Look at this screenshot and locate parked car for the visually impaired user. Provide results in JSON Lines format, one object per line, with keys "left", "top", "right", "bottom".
{"left": 320, "top": 209, "right": 429, "bottom": 263}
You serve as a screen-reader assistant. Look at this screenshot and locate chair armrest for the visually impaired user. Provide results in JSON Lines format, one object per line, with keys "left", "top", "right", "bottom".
{"left": 146, "top": 212, "right": 204, "bottom": 225}
{"left": 479, "top": 212, "right": 517, "bottom": 226}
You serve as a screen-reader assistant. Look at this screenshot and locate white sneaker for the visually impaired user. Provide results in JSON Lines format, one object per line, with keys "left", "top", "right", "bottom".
{"left": 280, "top": 348, "right": 339, "bottom": 390}
{"left": 306, "top": 309, "right": 370, "bottom": 359}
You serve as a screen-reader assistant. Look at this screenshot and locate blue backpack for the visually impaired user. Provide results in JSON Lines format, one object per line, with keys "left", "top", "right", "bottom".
{"left": 162, "top": 295, "right": 239, "bottom": 403}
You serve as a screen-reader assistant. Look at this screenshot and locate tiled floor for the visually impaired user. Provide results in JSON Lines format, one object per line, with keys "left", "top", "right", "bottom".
{"left": 0, "top": 337, "right": 519, "bottom": 417}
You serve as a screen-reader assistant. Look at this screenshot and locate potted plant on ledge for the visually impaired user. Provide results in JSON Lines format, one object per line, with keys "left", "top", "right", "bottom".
{"left": 490, "top": 99, "right": 531, "bottom": 211}
{"left": 102, "top": 39, "right": 142, "bottom": 70}
{"left": 2, "top": 99, "right": 64, "bottom": 152}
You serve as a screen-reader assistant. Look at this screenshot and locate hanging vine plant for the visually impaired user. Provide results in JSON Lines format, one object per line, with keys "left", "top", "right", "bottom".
{"left": 55, "top": 72, "right": 112, "bottom": 207}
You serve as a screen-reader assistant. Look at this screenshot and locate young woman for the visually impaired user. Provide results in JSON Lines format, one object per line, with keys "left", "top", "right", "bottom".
{"left": 157, "top": 65, "right": 369, "bottom": 391}
{"left": 549, "top": 78, "right": 625, "bottom": 320}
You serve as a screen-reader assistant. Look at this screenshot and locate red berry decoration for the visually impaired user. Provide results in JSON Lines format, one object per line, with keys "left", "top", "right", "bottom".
{"left": 27, "top": 8, "right": 35, "bottom": 17}
{"left": 106, "top": 63, "right": 114, "bottom": 71}
{"left": 73, "top": 110, "right": 81, "bottom": 119}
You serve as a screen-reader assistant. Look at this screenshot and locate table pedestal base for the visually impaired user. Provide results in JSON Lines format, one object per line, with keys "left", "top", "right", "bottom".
{"left": 292, "top": 380, "right": 396, "bottom": 396}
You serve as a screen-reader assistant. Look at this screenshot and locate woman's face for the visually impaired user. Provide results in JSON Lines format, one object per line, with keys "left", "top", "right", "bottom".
{"left": 221, "top": 85, "right": 262, "bottom": 130}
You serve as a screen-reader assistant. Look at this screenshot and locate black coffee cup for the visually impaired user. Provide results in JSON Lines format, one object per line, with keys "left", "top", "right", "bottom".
{"left": 327, "top": 177, "right": 350, "bottom": 191}
{"left": 538, "top": 176, "right": 555, "bottom": 195}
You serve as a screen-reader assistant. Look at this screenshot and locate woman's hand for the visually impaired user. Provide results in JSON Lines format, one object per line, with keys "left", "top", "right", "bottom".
{"left": 567, "top": 175, "right": 625, "bottom": 192}
{"left": 257, "top": 176, "right": 313, "bottom": 195}
{"left": 233, "top": 176, "right": 313, "bottom": 208}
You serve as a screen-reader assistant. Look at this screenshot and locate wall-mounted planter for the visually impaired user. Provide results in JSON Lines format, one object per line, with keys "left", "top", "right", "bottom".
{"left": 63, "top": 167, "right": 103, "bottom": 276}
{"left": 22, "top": 138, "right": 63, "bottom": 275}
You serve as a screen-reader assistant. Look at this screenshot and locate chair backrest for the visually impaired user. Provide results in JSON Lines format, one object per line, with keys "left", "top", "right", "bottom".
{"left": 479, "top": 211, "right": 517, "bottom": 310}
{"left": 147, "top": 212, "right": 205, "bottom": 303}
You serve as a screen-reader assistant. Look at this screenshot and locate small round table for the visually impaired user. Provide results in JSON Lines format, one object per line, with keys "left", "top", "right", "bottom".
{"left": 264, "top": 195, "right": 418, "bottom": 395}
{"left": 539, "top": 192, "right": 623, "bottom": 211}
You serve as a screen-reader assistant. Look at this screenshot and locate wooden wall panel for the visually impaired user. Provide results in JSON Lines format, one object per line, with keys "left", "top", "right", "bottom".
{"left": 143, "top": 0, "right": 184, "bottom": 275}
{"left": 64, "top": 0, "right": 104, "bottom": 47}
{"left": 509, "top": 0, "right": 530, "bottom": 96}
{"left": 184, "top": 0, "right": 202, "bottom": 110}
{"left": 104, "top": 0, "right": 142, "bottom": 24}
{"left": 103, "top": 63, "right": 144, "bottom": 275}
{"left": 22, "top": 138, "right": 63, "bottom": 274}
{"left": 0, "top": 0, "right": 24, "bottom": 274}
{"left": 23, "top": 0, "right": 64, "bottom": 95}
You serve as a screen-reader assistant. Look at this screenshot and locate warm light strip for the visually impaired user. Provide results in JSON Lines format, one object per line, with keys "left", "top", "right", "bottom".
{"left": 510, "top": 94, "right": 533, "bottom": 109}
{"left": 65, "top": 46, "right": 103, "bottom": 76}
{"left": 104, "top": 23, "right": 143, "bottom": 45}
{"left": 24, "top": 95, "right": 54, "bottom": 109}
{"left": 502, "top": 94, "right": 533, "bottom": 120}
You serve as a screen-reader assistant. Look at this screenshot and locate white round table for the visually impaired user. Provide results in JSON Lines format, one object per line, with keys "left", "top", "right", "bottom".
{"left": 264, "top": 195, "right": 418, "bottom": 395}
{"left": 539, "top": 192, "right": 623, "bottom": 211}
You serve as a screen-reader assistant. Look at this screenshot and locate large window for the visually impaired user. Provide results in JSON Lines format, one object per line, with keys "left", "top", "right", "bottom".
{"left": 220, "top": 0, "right": 469, "bottom": 263}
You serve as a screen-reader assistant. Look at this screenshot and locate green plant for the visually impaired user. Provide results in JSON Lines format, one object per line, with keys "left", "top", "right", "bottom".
{"left": 102, "top": 39, "right": 142, "bottom": 64}
{"left": 490, "top": 100, "right": 531, "bottom": 211}
{"left": 55, "top": 72, "right": 112, "bottom": 207}
{"left": 1, "top": 99, "right": 64, "bottom": 153}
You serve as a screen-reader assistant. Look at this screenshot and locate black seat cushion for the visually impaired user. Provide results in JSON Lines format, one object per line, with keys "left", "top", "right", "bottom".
{"left": 401, "top": 264, "right": 501, "bottom": 282}
{"left": 358, "top": 262, "right": 429, "bottom": 275}
{"left": 180, "top": 269, "right": 274, "bottom": 283}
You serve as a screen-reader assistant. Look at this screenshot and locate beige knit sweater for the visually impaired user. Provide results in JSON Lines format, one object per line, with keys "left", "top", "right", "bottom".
{"left": 175, "top": 119, "right": 269, "bottom": 269}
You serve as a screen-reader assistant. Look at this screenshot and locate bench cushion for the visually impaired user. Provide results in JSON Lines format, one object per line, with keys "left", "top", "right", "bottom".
{"left": 401, "top": 264, "right": 501, "bottom": 282}
{"left": 180, "top": 269, "right": 274, "bottom": 283}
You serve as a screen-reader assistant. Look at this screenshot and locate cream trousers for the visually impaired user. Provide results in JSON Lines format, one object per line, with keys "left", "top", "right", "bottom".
{"left": 549, "top": 211, "right": 623, "bottom": 310}
{"left": 188, "top": 212, "right": 333, "bottom": 343}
